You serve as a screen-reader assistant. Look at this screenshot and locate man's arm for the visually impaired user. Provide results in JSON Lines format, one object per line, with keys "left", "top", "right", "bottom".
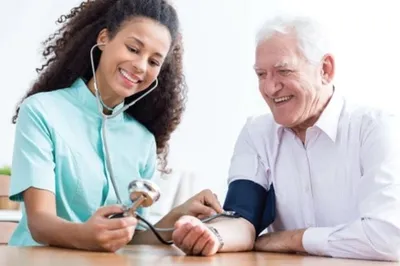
{"left": 171, "top": 179, "right": 274, "bottom": 256}
{"left": 207, "top": 217, "right": 256, "bottom": 252}
{"left": 256, "top": 113, "right": 400, "bottom": 261}
{"left": 172, "top": 118, "right": 275, "bottom": 255}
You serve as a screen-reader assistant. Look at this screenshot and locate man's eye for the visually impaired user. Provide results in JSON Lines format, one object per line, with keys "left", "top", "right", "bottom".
{"left": 256, "top": 72, "right": 266, "bottom": 78}
{"left": 278, "top": 69, "right": 292, "bottom": 76}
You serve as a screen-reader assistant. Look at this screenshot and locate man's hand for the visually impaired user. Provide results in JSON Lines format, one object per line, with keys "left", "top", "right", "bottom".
{"left": 254, "top": 229, "right": 307, "bottom": 254}
{"left": 172, "top": 215, "right": 221, "bottom": 256}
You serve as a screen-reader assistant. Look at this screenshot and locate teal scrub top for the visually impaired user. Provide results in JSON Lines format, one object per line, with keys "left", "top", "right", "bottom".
{"left": 8, "top": 78, "right": 157, "bottom": 246}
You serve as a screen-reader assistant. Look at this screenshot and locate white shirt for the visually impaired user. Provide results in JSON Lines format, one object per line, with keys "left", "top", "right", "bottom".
{"left": 227, "top": 91, "right": 400, "bottom": 261}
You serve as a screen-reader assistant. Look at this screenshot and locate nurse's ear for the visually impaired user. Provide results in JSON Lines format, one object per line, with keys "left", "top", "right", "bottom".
{"left": 96, "top": 29, "right": 110, "bottom": 51}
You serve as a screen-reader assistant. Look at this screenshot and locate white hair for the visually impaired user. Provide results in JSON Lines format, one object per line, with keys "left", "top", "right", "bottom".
{"left": 256, "top": 15, "right": 332, "bottom": 65}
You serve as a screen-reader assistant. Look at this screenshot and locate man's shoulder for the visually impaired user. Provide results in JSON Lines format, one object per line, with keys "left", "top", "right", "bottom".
{"left": 342, "top": 98, "right": 399, "bottom": 128}
{"left": 243, "top": 113, "right": 278, "bottom": 133}
{"left": 238, "top": 113, "right": 281, "bottom": 147}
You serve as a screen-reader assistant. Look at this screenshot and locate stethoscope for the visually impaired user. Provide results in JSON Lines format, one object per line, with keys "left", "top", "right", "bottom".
{"left": 89, "top": 44, "right": 238, "bottom": 245}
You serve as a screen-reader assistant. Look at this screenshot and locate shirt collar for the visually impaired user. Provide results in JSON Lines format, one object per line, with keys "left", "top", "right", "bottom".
{"left": 314, "top": 88, "right": 344, "bottom": 142}
{"left": 71, "top": 78, "right": 126, "bottom": 121}
{"left": 274, "top": 87, "right": 344, "bottom": 143}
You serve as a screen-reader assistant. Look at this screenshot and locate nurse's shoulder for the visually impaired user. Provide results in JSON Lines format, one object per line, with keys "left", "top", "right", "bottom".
{"left": 16, "top": 83, "right": 78, "bottom": 126}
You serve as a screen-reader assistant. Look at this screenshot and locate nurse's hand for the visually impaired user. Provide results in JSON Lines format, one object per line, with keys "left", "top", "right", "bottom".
{"left": 80, "top": 205, "right": 137, "bottom": 252}
{"left": 173, "top": 189, "right": 224, "bottom": 220}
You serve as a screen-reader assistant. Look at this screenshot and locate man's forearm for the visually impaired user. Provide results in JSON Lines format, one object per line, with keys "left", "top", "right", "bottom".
{"left": 208, "top": 217, "right": 256, "bottom": 252}
{"left": 254, "top": 229, "right": 306, "bottom": 254}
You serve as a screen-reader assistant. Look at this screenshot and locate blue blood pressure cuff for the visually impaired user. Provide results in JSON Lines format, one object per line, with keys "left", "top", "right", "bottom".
{"left": 223, "top": 179, "right": 276, "bottom": 235}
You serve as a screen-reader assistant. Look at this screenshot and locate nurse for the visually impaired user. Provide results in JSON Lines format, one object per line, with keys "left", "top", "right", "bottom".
{"left": 8, "top": 0, "right": 222, "bottom": 252}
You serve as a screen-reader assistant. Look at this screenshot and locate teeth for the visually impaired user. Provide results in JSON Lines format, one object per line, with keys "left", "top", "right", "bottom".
{"left": 120, "top": 69, "right": 139, "bottom": 83}
{"left": 274, "top": 96, "right": 292, "bottom": 103}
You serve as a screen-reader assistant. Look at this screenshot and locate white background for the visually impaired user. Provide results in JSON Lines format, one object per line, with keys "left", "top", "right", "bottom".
{"left": 1, "top": 1, "right": 399, "bottom": 199}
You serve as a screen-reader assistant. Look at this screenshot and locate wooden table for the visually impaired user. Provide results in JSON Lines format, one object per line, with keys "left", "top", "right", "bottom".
{"left": 0, "top": 245, "right": 398, "bottom": 266}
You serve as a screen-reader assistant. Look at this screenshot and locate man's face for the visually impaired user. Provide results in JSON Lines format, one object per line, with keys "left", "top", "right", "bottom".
{"left": 254, "top": 34, "right": 326, "bottom": 128}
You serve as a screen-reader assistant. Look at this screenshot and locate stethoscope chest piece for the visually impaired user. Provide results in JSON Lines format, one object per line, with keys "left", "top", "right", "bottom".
{"left": 108, "top": 179, "right": 160, "bottom": 219}
{"left": 128, "top": 179, "right": 161, "bottom": 208}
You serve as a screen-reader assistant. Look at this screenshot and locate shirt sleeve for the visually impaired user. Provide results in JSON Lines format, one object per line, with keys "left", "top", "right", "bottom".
{"left": 302, "top": 112, "right": 400, "bottom": 261}
{"left": 9, "top": 98, "right": 56, "bottom": 202}
{"left": 223, "top": 118, "right": 275, "bottom": 235}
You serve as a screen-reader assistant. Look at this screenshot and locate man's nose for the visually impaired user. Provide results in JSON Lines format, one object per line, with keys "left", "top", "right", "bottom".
{"left": 260, "top": 77, "right": 282, "bottom": 97}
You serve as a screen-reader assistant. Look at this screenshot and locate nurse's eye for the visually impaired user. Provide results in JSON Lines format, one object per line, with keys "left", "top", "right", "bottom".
{"left": 149, "top": 60, "right": 160, "bottom": 67}
{"left": 127, "top": 46, "right": 139, "bottom": 54}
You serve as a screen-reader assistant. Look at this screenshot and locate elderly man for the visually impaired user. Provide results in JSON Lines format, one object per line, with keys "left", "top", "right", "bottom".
{"left": 172, "top": 15, "right": 400, "bottom": 261}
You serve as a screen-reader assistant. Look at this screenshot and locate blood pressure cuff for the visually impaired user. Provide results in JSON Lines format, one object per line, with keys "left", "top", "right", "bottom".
{"left": 223, "top": 179, "right": 276, "bottom": 235}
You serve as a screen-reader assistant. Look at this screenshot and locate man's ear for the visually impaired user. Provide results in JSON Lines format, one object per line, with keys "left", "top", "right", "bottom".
{"left": 96, "top": 28, "right": 110, "bottom": 51}
{"left": 320, "top": 53, "right": 335, "bottom": 84}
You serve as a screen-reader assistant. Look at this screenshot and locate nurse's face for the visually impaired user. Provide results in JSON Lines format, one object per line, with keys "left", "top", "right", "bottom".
{"left": 95, "top": 17, "right": 172, "bottom": 106}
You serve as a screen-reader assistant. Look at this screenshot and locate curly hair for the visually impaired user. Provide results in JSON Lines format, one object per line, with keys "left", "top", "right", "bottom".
{"left": 12, "top": 0, "right": 187, "bottom": 172}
